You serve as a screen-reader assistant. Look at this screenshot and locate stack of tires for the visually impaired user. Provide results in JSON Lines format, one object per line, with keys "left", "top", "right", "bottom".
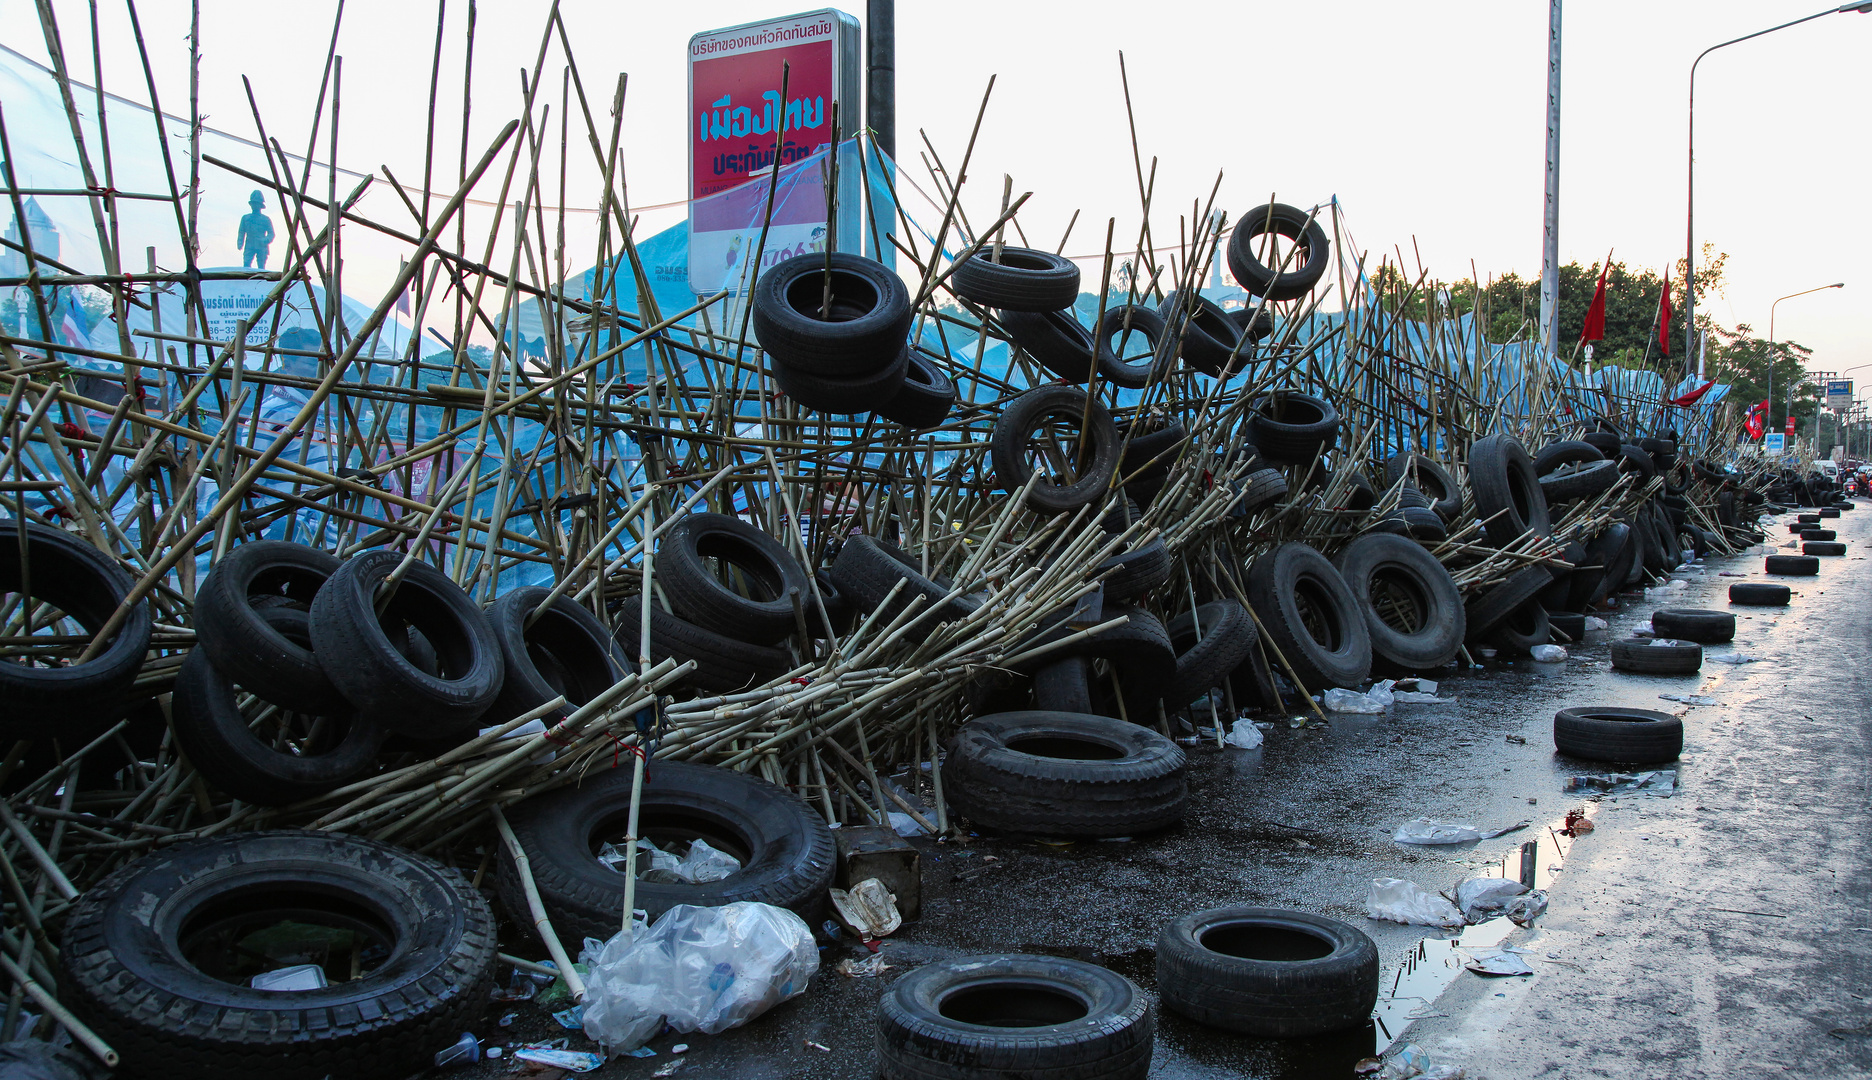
{"left": 755, "top": 252, "right": 956, "bottom": 427}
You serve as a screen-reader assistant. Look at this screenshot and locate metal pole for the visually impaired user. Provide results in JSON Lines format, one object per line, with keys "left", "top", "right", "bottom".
{"left": 866, "top": 0, "right": 895, "bottom": 160}
{"left": 1538, "top": 0, "right": 1562, "bottom": 357}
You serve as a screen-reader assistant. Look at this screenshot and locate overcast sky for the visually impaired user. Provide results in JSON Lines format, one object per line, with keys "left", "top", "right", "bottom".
{"left": 6, "top": 0, "right": 1867, "bottom": 378}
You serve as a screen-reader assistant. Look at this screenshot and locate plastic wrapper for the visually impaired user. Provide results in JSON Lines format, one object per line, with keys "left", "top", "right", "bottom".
{"left": 1528, "top": 644, "right": 1567, "bottom": 662}
{"left": 1392, "top": 817, "right": 1526, "bottom": 845}
{"left": 579, "top": 902, "right": 818, "bottom": 1051}
{"left": 1504, "top": 889, "right": 1549, "bottom": 926}
{"left": 1224, "top": 720, "right": 1264, "bottom": 749}
{"left": 1455, "top": 877, "right": 1527, "bottom": 923}
{"left": 1364, "top": 878, "right": 1464, "bottom": 928}
{"left": 598, "top": 838, "right": 741, "bottom": 884}
{"left": 1323, "top": 680, "right": 1395, "bottom": 714}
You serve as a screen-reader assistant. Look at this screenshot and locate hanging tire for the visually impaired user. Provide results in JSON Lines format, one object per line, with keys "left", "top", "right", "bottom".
{"left": 1163, "top": 601, "right": 1257, "bottom": 709}
{"left": 656, "top": 512, "right": 812, "bottom": 646}
{"left": 1158, "top": 290, "right": 1247, "bottom": 377}
{"left": 1553, "top": 706, "right": 1682, "bottom": 763}
{"left": 951, "top": 246, "right": 1080, "bottom": 311}
{"left": 194, "top": 540, "right": 348, "bottom": 715}
{"left": 991, "top": 385, "right": 1121, "bottom": 515}
{"left": 752, "top": 252, "right": 913, "bottom": 375}
{"left": 1095, "top": 305, "right": 1172, "bottom": 389}
{"left": 1156, "top": 907, "right": 1378, "bottom": 1037}
{"left": 496, "top": 760, "right": 836, "bottom": 950}
{"left": 485, "top": 586, "right": 629, "bottom": 724}
{"left": 58, "top": 830, "right": 497, "bottom": 1080}
{"left": 171, "top": 606, "right": 386, "bottom": 806}
{"left": 307, "top": 551, "right": 503, "bottom": 736}
{"left": 877, "top": 954, "right": 1152, "bottom": 1080}
{"left": 1539, "top": 458, "right": 1619, "bottom": 504}
{"left": 1245, "top": 543, "right": 1371, "bottom": 690}
{"left": 1765, "top": 554, "right": 1820, "bottom": 576}
{"left": 1332, "top": 533, "right": 1464, "bottom": 673}
{"left": 829, "top": 534, "right": 978, "bottom": 626}
{"left": 1230, "top": 306, "right": 1277, "bottom": 342}
{"left": 770, "top": 343, "right": 909, "bottom": 414}
{"left": 1383, "top": 453, "right": 1463, "bottom": 521}
{"left": 1610, "top": 637, "right": 1702, "bottom": 675}
{"left": 1469, "top": 434, "right": 1551, "bottom": 547}
{"left": 0, "top": 521, "right": 152, "bottom": 740}
{"left": 942, "top": 711, "right": 1187, "bottom": 836}
{"left": 613, "top": 599, "right": 791, "bottom": 693}
{"left": 1226, "top": 202, "right": 1330, "bottom": 303}
{"left": 878, "top": 351, "right": 958, "bottom": 429}
{"left": 1651, "top": 608, "right": 1735, "bottom": 643}
{"left": 999, "top": 307, "right": 1097, "bottom": 382}
{"left": 1805, "top": 541, "right": 1847, "bottom": 556}
{"left": 1729, "top": 582, "right": 1790, "bottom": 606}
{"left": 1464, "top": 565, "right": 1554, "bottom": 640}
{"left": 1248, "top": 391, "right": 1340, "bottom": 465}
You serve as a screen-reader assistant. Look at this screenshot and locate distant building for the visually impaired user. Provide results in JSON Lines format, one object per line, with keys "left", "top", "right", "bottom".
{"left": 1, "top": 195, "right": 60, "bottom": 277}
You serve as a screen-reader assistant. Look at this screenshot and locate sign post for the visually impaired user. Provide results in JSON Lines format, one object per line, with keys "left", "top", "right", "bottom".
{"left": 687, "top": 9, "right": 861, "bottom": 297}
{"left": 1827, "top": 378, "right": 1854, "bottom": 412}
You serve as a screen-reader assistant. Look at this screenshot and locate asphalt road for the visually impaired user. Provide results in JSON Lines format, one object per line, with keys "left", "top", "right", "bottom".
{"left": 456, "top": 501, "right": 1871, "bottom": 1080}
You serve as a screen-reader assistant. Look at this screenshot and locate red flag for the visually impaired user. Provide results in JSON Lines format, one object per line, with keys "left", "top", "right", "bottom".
{"left": 1579, "top": 257, "right": 1610, "bottom": 345}
{"left": 1744, "top": 398, "right": 1769, "bottom": 439}
{"left": 1658, "top": 270, "right": 1673, "bottom": 357}
{"left": 1668, "top": 379, "right": 1714, "bottom": 407}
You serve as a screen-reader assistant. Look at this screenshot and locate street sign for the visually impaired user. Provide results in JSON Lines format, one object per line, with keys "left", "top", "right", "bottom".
{"left": 1764, "top": 432, "right": 1786, "bottom": 454}
{"left": 687, "top": 9, "right": 861, "bottom": 296}
{"left": 1828, "top": 378, "right": 1854, "bottom": 411}
{"left": 1786, "top": 415, "right": 1797, "bottom": 438}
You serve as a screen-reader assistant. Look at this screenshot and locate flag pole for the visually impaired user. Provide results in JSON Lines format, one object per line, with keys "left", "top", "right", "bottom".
{"left": 1538, "top": 0, "right": 1563, "bottom": 359}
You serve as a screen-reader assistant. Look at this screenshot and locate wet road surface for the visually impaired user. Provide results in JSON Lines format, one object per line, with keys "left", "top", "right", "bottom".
{"left": 457, "top": 502, "right": 1871, "bottom": 1079}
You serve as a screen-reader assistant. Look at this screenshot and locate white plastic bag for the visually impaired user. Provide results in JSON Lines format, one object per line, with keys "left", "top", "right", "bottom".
{"left": 1504, "top": 890, "right": 1549, "bottom": 926}
{"left": 1323, "top": 680, "right": 1394, "bottom": 714}
{"left": 1455, "top": 877, "right": 1528, "bottom": 923}
{"left": 1393, "top": 817, "right": 1527, "bottom": 845}
{"left": 598, "top": 838, "right": 742, "bottom": 884}
{"left": 1365, "top": 878, "right": 1464, "bottom": 927}
{"left": 1529, "top": 644, "right": 1567, "bottom": 662}
{"left": 1224, "top": 720, "right": 1264, "bottom": 749}
{"left": 578, "top": 902, "right": 818, "bottom": 1051}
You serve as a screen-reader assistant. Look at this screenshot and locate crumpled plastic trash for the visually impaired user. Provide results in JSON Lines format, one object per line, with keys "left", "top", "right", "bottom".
{"left": 1376, "top": 1042, "right": 1433, "bottom": 1079}
{"left": 1455, "top": 877, "right": 1528, "bottom": 923}
{"left": 829, "top": 878, "right": 902, "bottom": 940}
{"left": 836, "top": 953, "right": 893, "bottom": 977}
{"left": 1705, "top": 653, "right": 1762, "bottom": 665}
{"left": 1393, "top": 817, "right": 1528, "bottom": 845}
{"left": 251, "top": 963, "right": 328, "bottom": 991}
{"left": 1323, "top": 680, "right": 1395, "bottom": 713}
{"left": 1585, "top": 616, "right": 1608, "bottom": 630}
{"left": 1224, "top": 720, "right": 1265, "bottom": 749}
{"left": 1529, "top": 644, "right": 1568, "bottom": 662}
{"left": 599, "top": 838, "right": 741, "bottom": 884}
{"left": 886, "top": 812, "right": 928, "bottom": 837}
{"left": 1658, "top": 693, "right": 1719, "bottom": 706}
{"left": 514, "top": 1046, "right": 603, "bottom": 1072}
{"left": 1365, "top": 878, "right": 1464, "bottom": 927}
{"left": 1505, "top": 890, "right": 1549, "bottom": 926}
{"left": 1565, "top": 770, "right": 1677, "bottom": 796}
{"left": 578, "top": 902, "right": 818, "bottom": 1051}
{"left": 1465, "top": 949, "right": 1535, "bottom": 977}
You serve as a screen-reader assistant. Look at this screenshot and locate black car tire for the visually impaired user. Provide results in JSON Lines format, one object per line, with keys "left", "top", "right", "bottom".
{"left": 1245, "top": 543, "right": 1372, "bottom": 690}
{"left": 1383, "top": 454, "right": 1463, "bottom": 521}
{"left": 991, "top": 385, "right": 1121, "bottom": 515}
{"left": 828, "top": 534, "right": 978, "bottom": 627}
{"left": 58, "top": 830, "right": 496, "bottom": 1080}
{"left": 1765, "top": 554, "right": 1820, "bottom": 576}
{"left": 193, "top": 540, "right": 348, "bottom": 714}
{"left": 1226, "top": 202, "right": 1331, "bottom": 303}
{"left": 1469, "top": 434, "right": 1551, "bottom": 547}
{"left": 1158, "top": 290, "right": 1246, "bottom": 377}
{"left": 1163, "top": 601, "right": 1257, "bottom": 709}
{"left": 1805, "top": 541, "right": 1846, "bottom": 556}
{"left": 999, "top": 307, "right": 1097, "bottom": 383}
{"left": 770, "top": 343, "right": 909, "bottom": 414}
{"left": 1729, "top": 582, "right": 1790, "bottom": 606}
{"left": 1464, "top": 565, "right": 1554, "bottom": 640}
{"left": 1156, "top": 907, "right": 1378, "bottom": 1037}
{"left": 496, "top": 761, "right": 836, "bottom": 949}
{"left": 1538, "top": 458, "right": 1619, "bottom": 504}
{"left": 1248, "top": 392, "right": 1340, "bottom": 466}
{"left": 1651, "top": 608, "right": 1735, "bottom": 643}
{"left": 0, "top": 521, "right": 153, "bottom": 739}
{"left": 1095, "top": 306, "right": 1173, "bottom": 389}
{"left": 614, "top": 598, "right": 792, "bottom": 693}
{"left": 1333, "top": 533, "right": 1464, "bottom": 672}
{"left": 951, "top": 246, "right": 1080, "bottom": 311}
{"left": 878, "top": 351, "right": 959, "bottom": 429}
{"left": 1554, "top": 706, "right": 1682, "bottom": 763}
{"left": 877, "top": 954, "right": 1152, "bottom": 1080}
{"left": 752, "top": 252, "right": 913, "bottom": 375}
{"left": 485, "top": 586, "right": 629, "bottom": 724}
{"left": 942, "top": 711, "right": 1187, "bottom": 837}
{"left": 657, "top": 513, "right": 812, "bottom": 645}
{"left": 309, "top": 551, "right": 503, "bottom": 735}
{"left": 1610, "top": 637, "right": 1702, "bottom": 675}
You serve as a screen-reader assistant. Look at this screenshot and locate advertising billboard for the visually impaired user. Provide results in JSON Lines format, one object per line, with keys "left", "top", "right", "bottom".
{"left": 687, "top": 9, "right": 861, "bottom": 296}
{"left": 1827, "top": 378, "right": 1853, "bottom": 412}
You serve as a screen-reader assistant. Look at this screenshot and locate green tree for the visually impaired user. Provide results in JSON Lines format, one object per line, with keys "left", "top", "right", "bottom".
{"left": 1707, "top": 329, "right": 1820, "bottom": 437}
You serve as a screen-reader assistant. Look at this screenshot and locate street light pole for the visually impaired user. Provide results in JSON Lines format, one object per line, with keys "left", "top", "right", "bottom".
{"left": 1685, "top": 4, "right": 1871, "bottom": 365}
{"left": 1766, "top": 282, "right": 1846, "bottom": 437}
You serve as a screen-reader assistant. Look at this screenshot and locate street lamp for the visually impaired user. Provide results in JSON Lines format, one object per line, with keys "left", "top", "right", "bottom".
{"left": 1685, "top": 4, "right": 1870, "bottom": 363}
{"left": 1765, "top": 282, "right": 1846, "bottom": 438}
